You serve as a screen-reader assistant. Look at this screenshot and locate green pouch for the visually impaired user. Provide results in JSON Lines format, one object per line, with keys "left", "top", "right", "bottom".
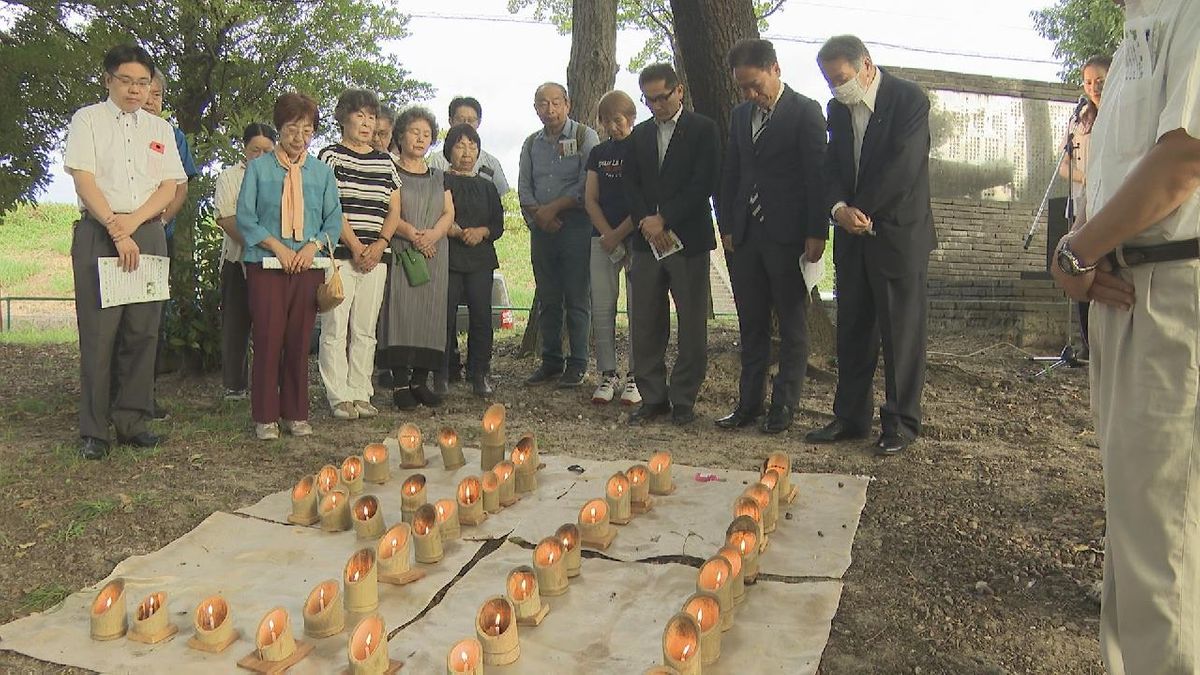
{"left": 396, "top": 246, "right": 430, "bottom": 287}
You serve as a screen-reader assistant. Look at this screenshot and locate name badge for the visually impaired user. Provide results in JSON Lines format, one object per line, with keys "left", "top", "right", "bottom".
{"left": 559, "top": 139, "right": 578, "bottom": 158}
{"left": 150, "top": 141, "right": 165, "bottom": 154}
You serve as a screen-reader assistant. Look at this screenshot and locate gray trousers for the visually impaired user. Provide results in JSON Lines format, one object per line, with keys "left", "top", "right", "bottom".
{"left": 72, "top": 216, "right": 166, "bottom": 441}
{"left": 589, "top": 237, "right": 635, "bottom": 375}
{"left": 629, "top": 248, "right": 710, "bottom": 410}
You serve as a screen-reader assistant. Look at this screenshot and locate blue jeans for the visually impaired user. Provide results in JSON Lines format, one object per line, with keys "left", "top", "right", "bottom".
{"left": 530, "top": 209, "right": 592, "bottom": 370}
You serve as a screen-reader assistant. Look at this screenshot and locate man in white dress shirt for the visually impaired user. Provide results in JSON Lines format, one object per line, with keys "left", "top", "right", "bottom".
{"left": 63, "top": 44, "right": 187, "bottom": 459}
{"left": 1051, "top": 1, "right": 1200, "bottom": 671}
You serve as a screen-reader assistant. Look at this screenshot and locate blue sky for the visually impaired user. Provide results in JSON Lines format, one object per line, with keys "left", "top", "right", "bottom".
{"left": 39, "top": 0, "right": 1064, "bottom": 203}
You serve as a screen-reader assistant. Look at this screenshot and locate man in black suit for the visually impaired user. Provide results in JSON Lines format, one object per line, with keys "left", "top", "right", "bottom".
{"left": 805, "top": 35, "right": 936, "bottom": 456}
{"left": 623, "top": 63, "right": 721, "bottom": 426}
{"left": 716, "top": 38, "right": 828, "bottom": 435}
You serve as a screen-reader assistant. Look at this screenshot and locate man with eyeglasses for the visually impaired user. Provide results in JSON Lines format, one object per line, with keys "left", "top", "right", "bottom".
{"left": 622, "top": 63, "right": 720, "bottom": 427}
{"left": 517, "top": 82, "right": 600, "bottom": 389}
{"left": 63, "top": 44, "right": 187, "bottom": 459}
{"left": 428, "top": 96, "right": 510, "bottom": 197}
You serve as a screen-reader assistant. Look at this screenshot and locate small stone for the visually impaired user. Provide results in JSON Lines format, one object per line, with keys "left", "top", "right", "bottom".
{"left": 817, "top": 530, "right": 824, "bottom": 537}
{"left": 974, "top": 581, "right": 994, "bottom": 596}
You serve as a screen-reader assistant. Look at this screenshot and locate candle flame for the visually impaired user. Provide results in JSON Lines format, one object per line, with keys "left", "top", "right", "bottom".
{"left": 494, "top": 612, "right": 502, "bottom": 635}
{"left": 104, "top": 596, "right": 112, "bottom": 610}
{"left": 520, "top": 578, "right": 527, "bottom": 593}
{"left": 319, "top": 586, "right": 326, "bottom": 611}
{"left": 365, "top": 631, "right": 373, "bottom": 649}
{"left": 268, "top": 617, "right": 277, "bottom": 644}
{"left": 389, "top": 537, "right": 399, "bottom": 555}
{"left": 362, "top": 504, "right": 370, "bottom": 519}
{"left": 697, "top": 607, "right": 703, "bottom": 625}
{"left": 460, "top": 649, "right": 468, "bottom": 663}
{"left": 352, "top": 569, "right": 360, "bottom": 583}
{"left": 206, "top": 603, "right": 215, "bottom": 630}
{"left": 437, "top": 503, "right": 445, "bottom": 517}
{"left": 682, "top": 642, "right": 692, "bottom": 658}
{"left": 589, "top": 506, "right": 597, "bottom": 520}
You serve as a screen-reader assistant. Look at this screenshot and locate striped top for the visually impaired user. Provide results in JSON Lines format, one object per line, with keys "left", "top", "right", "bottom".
{"left": 317, "top": 143, "right": 402, "bottom": 258}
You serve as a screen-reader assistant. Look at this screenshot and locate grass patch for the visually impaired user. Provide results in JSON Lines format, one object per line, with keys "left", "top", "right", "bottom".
{"left": 0, "top": 326, "right": 78, "bottom": 345}
{"left": 0, "top": 204, "right": 77, "bottom": 254}
{"left": 19, "top": 584, "right": 71, "bottom": 614}
{"left": 0, "top": 259, "right": 40, "bottom": 288}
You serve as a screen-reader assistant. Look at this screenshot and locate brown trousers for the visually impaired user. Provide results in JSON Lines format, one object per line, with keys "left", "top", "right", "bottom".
{"left": 245, "top": 264, "right": 321, "bottom": 424}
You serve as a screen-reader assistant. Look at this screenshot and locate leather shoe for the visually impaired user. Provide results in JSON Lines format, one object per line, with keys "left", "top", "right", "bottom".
{"left": 760, "top": 404, "right": 794, "bottom": 435}
{"left": 472, "top": 373, "right": 494, "bottom": 397}
{"left": 671, "top": 406, "right": 696, "bottom": 426}
{"left": 804, "top": 419, "right": 867, "bottom": 444}
{"left": 874, "top": 432, "right": 912, "bottom": 457}
{"left": 628, "top": 402, "right": 671, "bottom": 426}
{"left": 714, "top": 406, "right": 762, "bottom": 430}
{"left": 79, "top": 436, "right": 110, "bottom": 460}
{"left": 117, "top": 432, "right": 164, "bottom": 448}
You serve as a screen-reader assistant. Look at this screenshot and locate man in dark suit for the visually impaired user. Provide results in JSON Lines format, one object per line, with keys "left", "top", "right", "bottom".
{"left": 716, "top": 38, "right": 828, "bottom": 435}
{"left": 805, "top": 35, "right": 936, "bottom": 456}
{"left": 623, "top": 63, "right": 721, "bottom": 426}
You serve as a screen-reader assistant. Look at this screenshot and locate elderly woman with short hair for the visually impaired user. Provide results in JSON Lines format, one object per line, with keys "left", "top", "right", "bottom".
{"left": 379, "top": 106, "right": 454, "bottom": 409}
{"left": 236, "top": 92, "right": 343, "bottom": 440}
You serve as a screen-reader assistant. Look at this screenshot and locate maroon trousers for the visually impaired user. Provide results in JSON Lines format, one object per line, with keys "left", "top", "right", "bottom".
{"left": 245, "top": 264, "right": 322, "bottom": 424}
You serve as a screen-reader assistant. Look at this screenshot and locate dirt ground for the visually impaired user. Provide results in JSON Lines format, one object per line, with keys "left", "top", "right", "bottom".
{"left": 0, "top": 325, "right": 1104, "bottom": 674}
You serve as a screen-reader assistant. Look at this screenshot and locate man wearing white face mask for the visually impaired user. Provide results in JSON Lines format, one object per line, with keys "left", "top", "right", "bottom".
{"left": 805, "top": 35, "right": 936, "bottom": 457}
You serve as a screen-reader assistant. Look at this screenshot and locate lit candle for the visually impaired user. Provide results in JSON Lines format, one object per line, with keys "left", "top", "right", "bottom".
{"left": 661, "top": 612, "right": 701, "bottom": 675}
{"left": 506, "top": 565, "right": 548, "bottom": 625}
{"left": 316, "top": 464, "right": 341, "bottom": 497}
{"left": 129, "top": 591, "right": 175, "bottom": 644}
{"left": 89, "top": 579, "right": 126, "bottom": 641}
{"left": 682, "top": 592, "right": 722, "bottom": 666}
{"left": 758, "top": 469, "right": 782, "bottom": 533}
{"left": 347, "top": 614, "right": 390, "bottom": 675}
{"left": 255, "top": 607, "right": 297, "bottom": 663}
{"left": 697, "top": 556, "right": 734, "bottom": 632}
{"left": 648, "top": 451, "right": 674, "bottom": 495}
{"left": 515, "top": 432, "right": 540, "bottom": 470}
{"left": 438, "top": 426, "right": 466, "bottom": 470}
{"left": 377, "top": 523, "right": 413, "bottom": 575}
{"left": 717, "top": 544, "right": 747, "bottom": 606}
{"left": 474, "top": 596, "right": 519, "bottom": 665}
{"left": 495, "top": 460, "right": 517, "bottom": 506}
{"left": 733, "top": 495, "right": 766, "bottom": 545}
{"left": 578, "top": 499, "right": 614, "bottom": 549}
{"left": 532, "top": 537, "right": 568, "bottom": 596}
{"left": 446, "top": 637, "right": 483, "bottom": 674}
{"left": 456, "top": 476, "right": 486, "bottom": 525}
{"left": 511, "top": 445, "right": 537, "bottom": 493}
{"left": 189, "top": 595, "right": 236, "bottom": 652}
{"left": 555, "top": 523, "right": 582, "bottom": 577}
{"left": 352, "top": 495, "right": 386, "bottom": 540}
{"left": 363, "top": 443, "right": 390, "bottom": 484}
{"left": 744, "top": 483, "right": 776, "bottom": 535}
{"left": 400, "top": 474, "right": 428, "bottom": 524}
{"left": 606, "top": 472, "right": 632, "bottom": 524}
{"left": 343, "top": 548, "right": 379, "bottom": 617}
{"left": 481, "top": 471, "right": 501, "bottom": 514}
{"left": 763, "top": 451, "right": 795, "bottom": 503}
{"left": 412, "top": 503, "right": 444, "bottom": 564}
{"left": 341, "top": 455, "right": 365, "bottom": 496}
{"left": 303, "top": 579, "right": 344, "bottom": 639}
{"left": 480, "top": 404, "right": 506, "bottom": 471}
{"left": 320, "top": 489, "right": 353, "bottom": 532}
{"left": 435, "top": 498, "right": 461, "bottom": 542}
{"left": 726, "top": 516, "right": 761, "bottom": 583}
{"left": 626, "top": 464, "right": 650, "bottom": 504}
{"left": 397, "top": 422, "right": 427, "bottom": 468}
{"left": 288, "top": 475, "right": 320, "bottom": 526}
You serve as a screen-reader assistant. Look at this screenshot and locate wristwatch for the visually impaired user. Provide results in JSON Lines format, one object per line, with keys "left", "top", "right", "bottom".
{"left": 1057, "top": 238, "right": 1099, "bottom": 276}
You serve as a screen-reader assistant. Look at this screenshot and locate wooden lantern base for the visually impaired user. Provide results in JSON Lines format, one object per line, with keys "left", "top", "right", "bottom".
{"left": 340, "top": 658, "right": 404, "bottom": 674}
{"left": 581, "top": 527, "right": 617, "bottom": 551}
{"left": 516, "top": 604, "right": 550, "bottom": 627}
{"left": 237, "top": 640, "right": 314, "bottom": 674}
{"left": 187, "top": 629, "right": 240, "bottom": 653}
{"left": 401, "top": 459, "right": 429, "bottom": 470}
{"left": 483, "top": 641, "right": 521, "bottom": 666}
{"left": 127, "top": 623, "right": 178, "bottom": 645}
{"left": 631, "top": 497, "right": 655, "bottom": 514}
{"left": 379, "top": 569, "right": 426, "bottom": 586}
{"left": 781, "top": 485, "right": 798, "bottom": 505}
{"left": 287, "top": 513, "right": 320, "bottom": 526}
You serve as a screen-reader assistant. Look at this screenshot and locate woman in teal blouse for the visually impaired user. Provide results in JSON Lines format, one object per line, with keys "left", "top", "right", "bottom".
{"left": 237, "top": 92, "right": 343, "bottom": 441}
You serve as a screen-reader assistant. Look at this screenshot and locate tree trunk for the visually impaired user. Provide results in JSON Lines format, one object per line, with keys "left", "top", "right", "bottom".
{"left": 566, "top": 0, "right": 619, "bottom": 131}
{"left": 667, "top": 0, "right": 758, "bottom": 153}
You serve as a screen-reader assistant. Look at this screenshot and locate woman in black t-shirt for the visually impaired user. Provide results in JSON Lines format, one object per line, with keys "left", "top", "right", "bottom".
{"left": 442, "top": 124, "right": 505, "bottom": 396}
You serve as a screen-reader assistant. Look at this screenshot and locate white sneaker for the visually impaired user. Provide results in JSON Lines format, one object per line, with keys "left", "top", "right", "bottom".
{"left": 592, "top": 372, "right": 621, "bottom": 404}
{"left": 620, "top": 376, "right": 642, "bottom": 406}
{"left": 282, "top": 419, "right": 314, "bottom": 436}
{"left": 354, "top": 400, "right": 379, "bottom": 418}
{"left": 332, "top": 401, "right": 359, "bottom": 420}
{"left": 255, "top": 422, "right": 280, "bottom": 440}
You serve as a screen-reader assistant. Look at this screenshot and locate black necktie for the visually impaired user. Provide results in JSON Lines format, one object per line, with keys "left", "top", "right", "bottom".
{"left": 749, "top": 108, "right": 771, "bottom": 223}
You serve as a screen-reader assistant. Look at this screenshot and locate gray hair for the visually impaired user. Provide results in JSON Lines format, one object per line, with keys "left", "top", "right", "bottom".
{"left": 817, "top": 35, "right": 870, "bottom": 69}
{"left": 394, "top": 105, "right": 439, "bottom": 144}
{"left": 151, "top": 68, "right": 166, "bottom": 87}
{"left": 534, "top": 82, "right": 569, "bottom": 102}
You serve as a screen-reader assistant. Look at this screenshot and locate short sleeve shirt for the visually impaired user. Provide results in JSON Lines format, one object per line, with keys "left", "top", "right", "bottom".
{"left": 63, "top": 98, "right": 187, "bottom": 214}
{"left": 318, "top": 143, "right": 402, "bottom": 258}
{"left": 1087, "top": 0, "right": 1200, "bottom": 244}
{"left": 585, "top": 138, "right": 632, "bottom": 236}
{"left": 213, "top": 161, "right": 246, "bottom": 262}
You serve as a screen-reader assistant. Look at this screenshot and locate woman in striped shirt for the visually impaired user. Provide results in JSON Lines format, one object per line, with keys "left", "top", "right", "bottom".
{"left": 317, "top": 89, "right": 403, "bottom": 421}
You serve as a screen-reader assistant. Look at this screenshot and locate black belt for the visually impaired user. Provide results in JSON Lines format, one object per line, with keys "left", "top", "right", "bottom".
{"left": 1106, "top": 239, "right": 1200, "bottom": 269}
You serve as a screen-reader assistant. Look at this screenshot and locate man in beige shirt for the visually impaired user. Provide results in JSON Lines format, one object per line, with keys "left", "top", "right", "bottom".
{"left": 63, "top": 44, "right": 187, "bottom": 459}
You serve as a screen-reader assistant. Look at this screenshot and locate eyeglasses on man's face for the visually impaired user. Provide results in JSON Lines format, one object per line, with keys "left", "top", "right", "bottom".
{"left": 641, "top": 87, "right": 678, "bottom": 106}
{"left": 111, "top": 74, "right": 152, "bottom": 89}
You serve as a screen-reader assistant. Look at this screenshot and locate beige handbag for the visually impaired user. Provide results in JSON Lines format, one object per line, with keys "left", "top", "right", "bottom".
{"left": 316, "top": 234, "right": 344, "bottom": 313}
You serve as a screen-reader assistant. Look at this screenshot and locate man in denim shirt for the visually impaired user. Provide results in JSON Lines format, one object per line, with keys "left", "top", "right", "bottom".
{"left": 518, "top": 82, "right": 600, "bottom": 388}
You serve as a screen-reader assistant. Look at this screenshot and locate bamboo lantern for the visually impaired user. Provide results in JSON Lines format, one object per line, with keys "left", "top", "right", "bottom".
{"left": 661, "top": 612, "right": 701, "bottom": 675}
{"left": 555, "top": 523, "right": 582, "bottom": 577}
{"left": 398, "top": 423, "right": 427, "bottom": 468}
{"left": 438, "top": 427, "right": 466, "bottom": 470}
{"left": 648, "top": 451, "right": 675, "bottom": 495}
{"left": 377, "top": 523, "right": 424, "bottom": 585}
{"left": 288, "top": 475, "right": 320, "bottom": 525}
{"left": 347, "top": 614, "right": 391, "bottom": 674}
{"left": 481, "top": 471, "right": 501, "bottom": 514}
{"left": 188, "top": 595, "right": 237, "bottom": 653}
{"left": 475, "top": 596, "right": 519, "bottom": 665}
{"left": 129, "top": 591, "right": 176, "bottom": 644}
{"left": 506, "top": 565, "right": 549, "bottom": 626}
{"left": 532, "top": 536, "right": 568, "bottom": 596}
{"left": 353, "top": 495, "right": 386, "bottom": 540}
{"left": 446, "top": 637, "right": 483, "bottom": 674}
{"left": 759, "top": 469, "right": 782, "bottom": 532}
{"left": 726, "top": 516, "right": 761, "bottom": 583}
{"left": 436, "top": 498, "right": 461, "bottom": 541}
{"left": 89, "top": 579, "right": 127, "bottom": 641}
{"left": 341, "top": 455, "right": 365, "bottom": 496}
{"left": 697, "top": 556, "right": 734, "bottom": 632}
{"left": 745, "top": 483, "right": 776, "bottom": 535}
{"left": 320, "top": 489, "right": 353, "bottom": 532}
{"left": 480, "top": 404, "right": 506, "bottom": 471}
{"left": 363, "top": 443, "right": 390, "bottom": 484}
{"left": 495, "top": 460, "right": 517, "bottom": 506}
{"left": 763, "top": 451, "right": 796, "bottom": 503}
{"left": 254, "top": 607, "right": 297, "bottom": 663}
{"left": 413, "top": 503, "right": 444, "bottom": 564}
{"left": 401, "top": 474, "right": 427, "bottom": 524}
{"left": 302, "top": 580, "right": 344, "bottom": 639}
{"left": 457, "top": 476, "right": 486, "bottom": 525}
{"left": 718, "top": 544, "right": 747, "bottom": 606}
{"left": 578, "top": 499, "right": 615, "bottom": 549}
{"left": 316, "top": 464, "right": 341, "bottom": 497}
{"left": 606, "top": 472, "right": 632, "bottom": 524}
{"left": 682, "top": 591, "right": 723, "bottom": 665}
{"left": 344, "top": 548, "right": 379, "bottom": 617}
{"left": 511, "top": 443, "right": 537, "bottom": 493}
